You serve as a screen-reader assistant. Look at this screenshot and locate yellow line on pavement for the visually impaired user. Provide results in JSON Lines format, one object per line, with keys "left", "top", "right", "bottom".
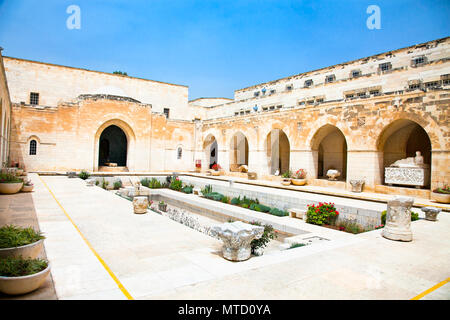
{"left": 411, "top": 278, "right": 450, "bottom": 300}
{"left": 39, "top": 175, "right": 134, "bottom": 300}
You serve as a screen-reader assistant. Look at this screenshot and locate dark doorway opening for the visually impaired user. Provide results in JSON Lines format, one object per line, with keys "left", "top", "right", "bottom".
{"left": 98, "top": 125, "right": 127, "bottom": 167}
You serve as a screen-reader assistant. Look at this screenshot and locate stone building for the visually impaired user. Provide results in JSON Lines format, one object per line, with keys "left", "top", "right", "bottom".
{"left": 0, "top": 49, "right": 12, "bottom": 166}
{"left": 1, "top": 36, "right": 449, "bottom": 199}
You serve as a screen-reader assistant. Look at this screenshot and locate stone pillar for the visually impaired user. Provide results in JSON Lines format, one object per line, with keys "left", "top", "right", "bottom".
{"left": 382, "top": 196, "right": 414, "bottom": 241}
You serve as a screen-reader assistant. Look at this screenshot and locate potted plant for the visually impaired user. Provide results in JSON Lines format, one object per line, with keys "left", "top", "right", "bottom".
{"left": 291, "top": 169, "right": 307, "bottom": 186}
{"left": 431, "top": 185, "right": 450, "bottom": 204}
{"left": 158, "top": 201, "right": 167, "bottom": 212}
{"left": 21, "top": 179, "right": 34, "bottom": 192}
{"left": 195, "top": 160, "right": 201, "bottom": 173}
{"left": 0, "top": 257, "right": 51, "bottom": 295}
{"left": 0, "top": 173, "right": 24, "bottom": 194}
{"left": 0, "top": 225, "right": 45, "bottom": 259}
{"left": 281, "top": 170, "right": 292, "bottom": 186}
{"left": 211, "top": 164, "right": 222, "bottom": 176}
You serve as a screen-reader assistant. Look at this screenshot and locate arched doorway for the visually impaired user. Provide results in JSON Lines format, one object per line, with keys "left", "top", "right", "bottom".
{"left": 311, "top": 125, "right": 347, "bottom": 179}
{"left": 98, "top": 125, "right": 128, "bottom": 167}
{"left": 266, "top": 129, "right": 290, "bottom": 175}
{"left": 203, "top": 134, "right": 218, "bottom": 169}
{"left": 378, "top": 119, "right": 432, "bottom": 187}
{"left": 229, "top": 132, "right": 249, "bottom": 171}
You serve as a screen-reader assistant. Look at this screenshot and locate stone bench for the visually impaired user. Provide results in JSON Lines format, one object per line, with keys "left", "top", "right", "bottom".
{"left": 287, "top": 208, "right": 306, "bottom": 220}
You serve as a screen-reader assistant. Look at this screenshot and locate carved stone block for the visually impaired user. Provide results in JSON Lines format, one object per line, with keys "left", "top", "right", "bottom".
{"left": 382, "top": 196, "right": 414, "bottom": 242}
{"left": 211, "top": 221, "right": 264, "bottom": 261}
{"left": 133, "top": 196, "right": 148, "bottom": 214}
{"left": 384, "top": 167, "right": 430, "bottom": 187}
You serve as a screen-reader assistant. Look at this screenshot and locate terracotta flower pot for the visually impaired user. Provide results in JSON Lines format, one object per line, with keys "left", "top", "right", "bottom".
{"left": 0, "top": 239, "right": 44, "bottom": 259}
{"left": 0, "top": 263, "right": 51, "bottom": 295}
{"left": 21, "top": 185, "right": 34, "bottom": 192}
{"left": 431, "top": 192, "right": 450, "bottom": 204}
{"left": 291, "top": 178, "right": 306, "bottom": 186}
{"left": 0, "top": 182, "right": 24, "bottom": 194}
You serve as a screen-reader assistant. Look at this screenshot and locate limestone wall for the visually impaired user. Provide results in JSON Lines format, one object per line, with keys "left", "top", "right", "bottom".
{"left": 3, "top": 57, "right": 190, "bottom": 120}
{"left": 9, "top": 96, "right": 195, "bottom": 172}
{"left": 0, "top": 52, "right": 11, "bottom": 166}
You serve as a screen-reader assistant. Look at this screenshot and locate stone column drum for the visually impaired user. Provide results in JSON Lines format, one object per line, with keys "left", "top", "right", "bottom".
{"left": 211, "top": 221, "right": 264, "bottom": 261}
{"left": 132, "top": 196, "right": 148, "bottom": 214}
{"left": 382, "top": 196, "right": 414, "bottom": 242}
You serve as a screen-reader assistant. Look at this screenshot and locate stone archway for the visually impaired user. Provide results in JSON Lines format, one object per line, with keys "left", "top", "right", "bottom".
{"left": 377, "top": 119, "right": 432, "bottom": 188}
{"left": 203, "top": 134, "right": 218, "bottom": 169}
{"left": 93, "top": 119, "right": 136, "bottom": 171}
{"left": 229, "top": 131, "right": 249, "bottom": 171}
{"left": 311, "top": 124, "right": 348, "bottom": 180}
{"left": 265, "top": 129, "right": 290, "bottom": 175}
{"left": 98, "top": 125, "right": 127, "bottom": 167}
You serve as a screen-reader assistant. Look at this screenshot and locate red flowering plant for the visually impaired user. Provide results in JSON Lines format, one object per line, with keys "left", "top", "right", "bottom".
{"left": 212, "top": 164, "right": 221, "bottom": 171}
{"left": 305, "top": 202, "right": 339, "bottom": 226}
{"left": 293, "top": 169, "right": 307, "bottom": 179}
{"left": 195, "top": 160, "right": 201, "bottom": 168}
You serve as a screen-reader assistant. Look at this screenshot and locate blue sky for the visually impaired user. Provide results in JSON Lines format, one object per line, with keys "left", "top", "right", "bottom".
{"left": 0, "top": 0, "right": 449, "bottom": 100}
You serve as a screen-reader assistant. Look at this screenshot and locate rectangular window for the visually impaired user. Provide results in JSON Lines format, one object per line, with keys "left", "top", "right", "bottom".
{"left": 30, "top": 92, "right": 39, "bottom": 105}
{"left": 325, "top": 75, "right": 335, "bottom": 83}
{"left": 379, "top": 62, "right": 392, "bottom": 72}
{"left": 424, "top": 81, "right": 440, "bottom": 88}
{"left": 412, "top": 56, "right": 426, "bottom": 67}
{"left": 269, "top": 89, "right": 276, "bottom": 95}
{"left": 163, "top": 108, "right": 170, "bottom": 118}
{"left": 254, "top": 91, "right": 260, "bottom": 97}
{"left": 286, "top": 85, "right": 293, "bottom": 91}
{"left": 304, "top": 80, "right": 313, "bottom": 87}
{"left": 370, "top": 90, "right": 380, "bottom": 96}
{"left": 351, "top": 70, "right": 361, "bottom": 78}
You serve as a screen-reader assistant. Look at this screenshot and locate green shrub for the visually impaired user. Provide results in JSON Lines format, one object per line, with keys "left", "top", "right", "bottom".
{"left": 78, "top": 170, "right": 90, "bottom": 180}
{"left": 221, "top": 196, "right": 230, "bottom": 204}
{"left": 269, "top": 207, "right": 289, "bottom": 217}
{"left": 0, "top": 225, "right": 45, "bottom": 248}
{"left": 0, "top": 257, "right": 48, "bottom": 277}
{"left": 411, "top": 211, "right": 419, "bottom": 221}
{"left": 306, "top": 202, "right": 339, "bottom": 226}
{"left": 249, "top": 221, "right": 277, "bottom": 255}
{"left": 201, "top": 184, "right": 213, "bottom": 196}
{"left": 140, "top": 178, "right": 151, "bottom": 187}
{"left": 113, "top": 180, "right": 122, "bottom": 190}
{"left": 101, "top": 179, "right": 109, "bottom": 190}
{"left": 95, "top": 180, "right": 100, "bottom": 186}
{"left": 231, "top": 197, "right": 241, "bottom": 205}
{"left": 289, "top": 243, "right": 306, "bottom": 249}
{"left": 0, "top": 173, "right": 23, "bottom": 183}
{"left": 205, "top": 192, "right": 224, "bottom": 202}
{"left": 249, "top": 203, "right": 271, "bottom": 213}
{"left": 281, "top": 170, "right": 292, "bottom": 178}
{"left": 169, "top": 177, "right": 183, "bottom": 191}
{"left": 181, "top": 185, "right": 194, "bottom": 194}
{"left": 336, "top": 220, "right": 363, "bottom": 234}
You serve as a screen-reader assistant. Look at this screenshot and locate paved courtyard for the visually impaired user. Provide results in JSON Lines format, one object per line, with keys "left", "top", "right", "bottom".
{"left": 1, "top": 173, "right": 449, "bottom": 300}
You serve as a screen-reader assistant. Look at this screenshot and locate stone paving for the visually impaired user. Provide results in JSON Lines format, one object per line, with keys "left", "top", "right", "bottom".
{"left": 1, "top": 173, "right": 449, "bottom": 300}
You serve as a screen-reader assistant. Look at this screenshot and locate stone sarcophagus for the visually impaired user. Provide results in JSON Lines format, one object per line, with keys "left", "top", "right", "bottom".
{"left": 384, "top": 151, "right": 430, "bottom": 188}
{"left": 384, "top": 167, "right": 430, "bottom": 187}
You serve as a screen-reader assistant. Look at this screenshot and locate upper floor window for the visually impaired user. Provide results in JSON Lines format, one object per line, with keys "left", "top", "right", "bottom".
{"left": 351, "top": 70, "right": 362, "bottom": 78}
{"left": 163, "top": 108, "right": 170, "bottom": 118}
{"left": 254, "top": 91, "right": 260, "bottom": 97}
{"left": 325, "top": 75, "right": 335, "bottom": 84}
{"left": 269, "top": 89, "right": 276, "bottom": 95}
{"left": 441, "top": 74, "right": 450, "bottom": 86}
{"left": 379, "top": 62, "right": 392, "bottom": 72}
{"left": 177, "top": 147, "right": 182, "bottom": 159}
{"left": 30, "top": 92, "right": 39, "bottom": 105}
{"left": 286, "top": 84, "right": 293, "bottom": 91}
{"left": 411, "top": 56, "right": 427, "bottom": 67}
{"left": 304, "top": 79, "right": 313, "bottom": 87}
{"left": 29, "top": 140, "right": 37, "bottom": 155}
